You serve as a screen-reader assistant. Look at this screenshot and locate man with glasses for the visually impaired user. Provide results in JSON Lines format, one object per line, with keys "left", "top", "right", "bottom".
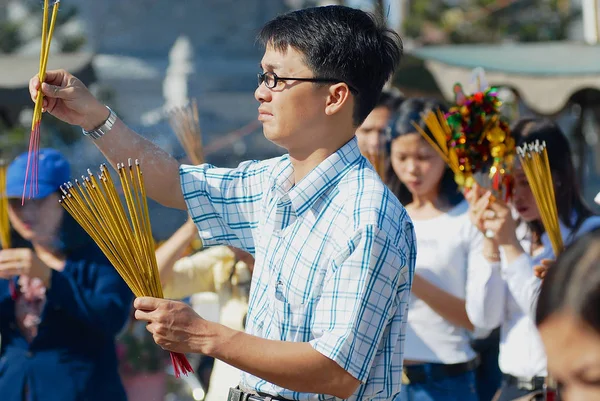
{"left": 29, "top": 5, "right": 414, "bottom": 401}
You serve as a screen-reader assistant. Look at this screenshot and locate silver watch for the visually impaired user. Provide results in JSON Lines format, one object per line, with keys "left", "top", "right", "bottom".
{"left": 82, "top": 106, "right": 117, "bottom": 139}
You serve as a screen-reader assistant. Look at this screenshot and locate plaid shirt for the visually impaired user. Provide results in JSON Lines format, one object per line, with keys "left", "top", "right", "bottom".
{"left": 180, "top": 137, "right": 416, "bottom": 400}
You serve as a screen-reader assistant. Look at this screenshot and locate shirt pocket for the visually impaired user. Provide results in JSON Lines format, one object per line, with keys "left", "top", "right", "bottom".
{"left": 269, "top": 280, "right": 314, "bottom": 342}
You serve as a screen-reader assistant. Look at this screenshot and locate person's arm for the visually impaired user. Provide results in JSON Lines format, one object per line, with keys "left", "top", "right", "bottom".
{"left": 499, "top": 251, "right": 545, "bottom": 316}
{"left": 135, "top": 224, "right": 411, "bottom": 398}
{"left": 45, "top": 255, "right": 133, "bottom": 336}
{"left": 156, "top": 218, "right": 198, "bottom": 286}
{"left": 162, "top": 247, "right": 236, "bottom": 300}
{"left": 30, "top": 70, "right": 185, "bottom": 209}
{"left": 465, "top": 233, "right": 505, "bottom": 331}
{"left": 135, "top": 298, "right": 359, "bottom": 399}
{"left": 411, "top": 275, "right": 474, "bottom": 331}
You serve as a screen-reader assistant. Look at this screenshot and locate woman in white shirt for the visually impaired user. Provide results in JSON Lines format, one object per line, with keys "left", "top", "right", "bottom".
{"left": 387, "top": 98, "right": 504, "bottom": 401}
{"left": 470, "top": 118, "right": 600, "bottom": 401}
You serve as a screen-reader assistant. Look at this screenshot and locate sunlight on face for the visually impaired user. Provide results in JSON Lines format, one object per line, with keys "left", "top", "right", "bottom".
{"left": 511, "top": 165, "right": 541, "bottom": 222}
{"left": 539, "top": 312, "right": 600, "bottom": 401}
{"left": 390, "top": 133, "right": 446, "bottom": 200}
{"left": 255, "top": 44, "right": 329, "bottom": 152}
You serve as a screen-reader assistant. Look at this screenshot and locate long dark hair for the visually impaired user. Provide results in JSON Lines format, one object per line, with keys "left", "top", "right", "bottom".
{"left": 536, "top": 228, "right": 600, "bottom": 330}
{"left": 512, "top": 118, "right": 594, "bottom": 242}
{"left": 385, "top": 98, "right": 463, "bottom": 207}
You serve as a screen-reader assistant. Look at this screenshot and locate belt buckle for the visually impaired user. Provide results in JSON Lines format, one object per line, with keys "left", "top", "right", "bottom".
{"left": 228, "top": 388, "right": 244, "bottom": 401}
{"left": 518, "top": 378, "right": 535, "bottom": 391}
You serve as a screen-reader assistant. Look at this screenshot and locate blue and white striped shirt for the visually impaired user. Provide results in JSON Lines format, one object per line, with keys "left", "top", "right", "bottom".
{"left": 180, "top": 137, "right": 416, "bottom": 400}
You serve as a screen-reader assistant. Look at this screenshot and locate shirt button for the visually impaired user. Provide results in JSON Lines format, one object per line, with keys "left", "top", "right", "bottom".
{"left": 26, "top": 351, "right": 34, "bottom": 358}
{"left": 273, "top": 229, "right": 282, "bottom": 236}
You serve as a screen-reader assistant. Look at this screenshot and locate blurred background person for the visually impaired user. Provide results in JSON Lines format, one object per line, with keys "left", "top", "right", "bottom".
{"left": 155, "top": 217, "right": 254, "bottom": 401}
{"left": 536, "top": 228, "right": 600, "bottom": 401}
{"left": 355, "top": 87, "right": 404, "bottom": 172}
{"left": 0, "top": 149, "right": 133, "bottom": 401}
{"left": 387, "top": 98, "right": 504, "bottom": 401}
{"left": 468, "top": 119, "right": 600, "bottom": 401}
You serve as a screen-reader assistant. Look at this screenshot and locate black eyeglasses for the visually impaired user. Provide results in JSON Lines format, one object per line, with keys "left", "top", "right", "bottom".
{"left": 257, "top": 71, "right": 358, "bottom": 94}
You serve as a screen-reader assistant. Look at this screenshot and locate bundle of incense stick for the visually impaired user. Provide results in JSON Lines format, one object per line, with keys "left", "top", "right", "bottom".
{"left": 0, "top": 160, "right": 10, "bottom": 249}
{"left": 59, "top": 160, "right": 193, "bottom": 378}
{"left": 412, "top": 109, "right": 462, "bottom": 178}
{"left": 517, "top": 141, "right": 563, "bottom": 255}
{"left": 24, "top": 0, "right": 61, "bottom": 203}
{"left": 167, "top": 99, "right": 204, "bottom": 165}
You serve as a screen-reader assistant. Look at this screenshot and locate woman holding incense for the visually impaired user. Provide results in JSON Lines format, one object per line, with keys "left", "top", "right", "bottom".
{"left": 156, "top": 217, "right": 253, "bottom": 401}
{"left": 387, "top": 98, "right": 504, "bottom": 401}
{"left": 469, "top": 118, "right": 600, "bottom": 401}
{"left": 0, "top": 149, "right": 133, "bottom": 401}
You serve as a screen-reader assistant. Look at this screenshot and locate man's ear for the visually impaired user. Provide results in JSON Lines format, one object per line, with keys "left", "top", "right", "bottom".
{"left": 324, "top": 83, "right": 352, "bottom": 117}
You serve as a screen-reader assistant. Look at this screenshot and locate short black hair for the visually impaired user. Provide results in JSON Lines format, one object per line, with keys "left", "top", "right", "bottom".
{"left": 258, "top": 5, "right": 403, "bottom": 126}
{"left": 385, "top": 98, "right": 463, "bottom": 207}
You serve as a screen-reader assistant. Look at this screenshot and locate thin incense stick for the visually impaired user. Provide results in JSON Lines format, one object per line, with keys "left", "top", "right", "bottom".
{"left": 517, "top": 141, "right": 563, "bottom": 255}
{"left": 24, "top": 0, "right": 61, "bottom": 202}
{"left": 59, "top": 161, "right": 194, "bottom": 377}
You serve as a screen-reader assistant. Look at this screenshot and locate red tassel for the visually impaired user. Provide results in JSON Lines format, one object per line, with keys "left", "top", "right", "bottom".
{"left": 169, "top": 352, "right": 194, "bottom": 378}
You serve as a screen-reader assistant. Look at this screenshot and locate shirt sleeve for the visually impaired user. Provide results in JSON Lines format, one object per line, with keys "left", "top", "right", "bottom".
{"left": 503, "top": 216, "right": 600, "bottom": 317}
{"left": 179, "top": 160, "right": 273, "bottom": 254}
{"left": 464, "top": 224, "right": 505, "bottom": 331}
{"left": 162, "top": 246, "right": 235, "bottom": 299}
{"left": 309, "top": 224, "right": 413, "bottom": 383}
{"left": 500, "top": 251, "right": 544, "bottom": 317}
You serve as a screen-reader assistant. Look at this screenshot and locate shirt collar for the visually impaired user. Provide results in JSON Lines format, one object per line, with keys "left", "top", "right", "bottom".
{"left": 273, "top": 137, "right": 363, "bottom": 217}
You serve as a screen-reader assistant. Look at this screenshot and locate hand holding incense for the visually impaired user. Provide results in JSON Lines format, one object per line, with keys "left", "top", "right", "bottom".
{"left": 24, "top": 0, "right": 61, "bottom": 202}
{"left": 59, "top": 160, "right": 194, "bottom": 377}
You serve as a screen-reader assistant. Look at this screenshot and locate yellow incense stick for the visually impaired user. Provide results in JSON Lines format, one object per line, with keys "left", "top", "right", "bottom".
{"left": 0, "top": 160, "right": 10, "bottom": 249}
{"left": 60, "top": 163, "right": 163, "bottom": 297}
{"left": 24, "top": 0, "right": 60, "bottom": 201}
{"left": 517, "top": 141, "right": 563, "bottom": 255}
{"left": 60, "top": 162, "right": 194, "bottom": 378}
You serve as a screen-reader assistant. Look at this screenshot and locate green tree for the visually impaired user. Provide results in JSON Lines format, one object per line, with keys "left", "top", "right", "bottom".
{"left": 405, "top": 0, "right": 579, "bottom": 44}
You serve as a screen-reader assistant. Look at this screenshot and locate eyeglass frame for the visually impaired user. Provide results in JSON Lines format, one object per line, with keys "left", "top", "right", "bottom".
{"left": 257, "top": 71, "right": 358, "bottom": 94}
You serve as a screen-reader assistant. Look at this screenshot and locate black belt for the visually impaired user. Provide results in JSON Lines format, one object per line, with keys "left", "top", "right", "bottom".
{"left": 228, "top": 387, "right": 294, "bottom": 401}
{"left": 503, "top": 374, "right": 546, "bottom": 391}
{"left": 403, "top": 358, "right": 479, "bottom": 384}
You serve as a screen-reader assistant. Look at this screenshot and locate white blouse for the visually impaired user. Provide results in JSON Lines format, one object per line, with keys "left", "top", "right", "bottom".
{"left": 404, "top": 201, "right": 504, "bottom": 363}
{"left": 498, "top": 215, "right": 600, "bottom": 378}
